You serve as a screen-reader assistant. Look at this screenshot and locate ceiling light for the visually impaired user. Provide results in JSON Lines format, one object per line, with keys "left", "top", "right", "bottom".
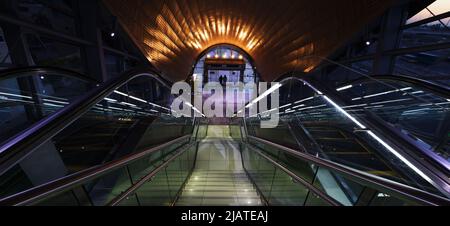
{"left": 336, "top": 85, "right": 353, "bottom": 91}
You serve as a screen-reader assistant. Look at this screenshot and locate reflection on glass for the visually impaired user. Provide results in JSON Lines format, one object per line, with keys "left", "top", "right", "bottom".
{"left": 0, "top": 74, "right": 192, "bottom": 201}
{"left": 246, "top": 79, "right": 444, "bottom": 197}
{"left": 0, "top": 71, "right": 93, "bottom": 145}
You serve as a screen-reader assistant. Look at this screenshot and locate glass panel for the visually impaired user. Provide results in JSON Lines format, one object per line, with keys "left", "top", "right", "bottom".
{"left": 135, "top": 168, "right": 172, "bottom": 206}
{"left": 312, "top": 167, "right": 364, "bottom": 206}
{"left": 0, "top": 165, "right": 33, "bottom": 198}
{"left": 249, "top": 140, "right": 316, "bottom": 184}
{"left": 0, "top": 70, "right": 93, "bottom": 145}
{"left": 85, "top": 167, "right": 132, "bottom": 206}
{"left": 247, "top": 118, "right": 300, "bottom": 150}
{"left": 253, "top": 78, "right": 445, "bottom": 196}
{"left": 166, "top": 152, "right": 185, "bottom": 202}
{"left": 14, "top": 0, "right": 78, "bottom": 36}
{"left": 304, "top": 193, "right": 331, "bottom": 206}
{"left": 36, "top": 190, "right": 80, "bottom": 206}
{"left": 0, "top": 75, "right": 187, "bottom": 199}
{"left": 117, "top": 194, "right": 140, "bottom": 206}
{"left": 117, "top": 144, "right": 196, "bottom": 206}
{"left": 337, "top": 78, "right": 450, "bottom": 164}
{"left": 268, "top": 169, "right": 309, "bottom": 206}
{"left": 26, "top": 34, "right": 84, "bottom": 73}
{"left": 393, "top": 50, "right": 450, "bottom": 86}
{"left": 241, "top": 146, "right": 274, "bottom": 200}
{"left": 368, "top": 192, "right": 414, "bottom": 206}
{"left": 0, "top": 26, "right": 12, "bottom": 67}
{"left": 105, "top": 51, "right": 124, "bottom": 78}
{"left": 229, "top": 125, "right": 242, "bottom": 139}
{"left": 247, "top": 138, "right": 425, "bottom": 206}
{"left": 401, "top": 19, "right": 450, "bottom": 49}
{"left": 406, "top": 0, "right": 450, "bottom": 24}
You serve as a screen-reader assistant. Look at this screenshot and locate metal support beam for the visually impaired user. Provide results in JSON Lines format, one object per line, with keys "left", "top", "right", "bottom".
{"left": 372, "top": 6, "right": 407, "bottom": 74}
{"left": 78, "top": 1, "right": 107, "bottom": 82}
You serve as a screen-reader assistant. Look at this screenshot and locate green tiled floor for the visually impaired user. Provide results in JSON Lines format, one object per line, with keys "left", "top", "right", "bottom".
{"left": 176, "top": 125, "right": 262, "bottom": 206}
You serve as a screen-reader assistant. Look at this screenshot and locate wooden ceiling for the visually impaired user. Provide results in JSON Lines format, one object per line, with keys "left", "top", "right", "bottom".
{"left": 103, "top": 0, "right": 394, "bottom": 82}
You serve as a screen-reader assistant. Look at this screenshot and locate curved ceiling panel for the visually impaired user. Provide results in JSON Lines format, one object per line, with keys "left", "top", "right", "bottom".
{"left": 104, "top": 0, "right": 394, "bottom": 82}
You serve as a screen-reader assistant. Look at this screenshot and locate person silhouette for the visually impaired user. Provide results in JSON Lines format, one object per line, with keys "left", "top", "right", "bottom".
{"left": 219, "top": 75, "right": 223, "bottom": 86}
{"left": 223, "top": 76, "right": 227, "bottom": 86}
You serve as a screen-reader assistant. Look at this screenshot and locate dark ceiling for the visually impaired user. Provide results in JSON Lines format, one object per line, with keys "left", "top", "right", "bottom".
{"left": 104, "top": 0, "right": 395, "bottom": 82}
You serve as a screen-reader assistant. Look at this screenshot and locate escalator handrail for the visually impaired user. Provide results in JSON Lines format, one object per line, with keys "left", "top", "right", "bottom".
{"left": 247, "top": 135, "right": 450, "bottom": 206}
{"left": 0, "top": 135, "right": 192, "bottom": 206}
{"left": 341, "top": 74, "right": 450, "bottom": 99}
{"left": 0, "top": 66, "right": 100, "bottom": 83}
{"left": 0, "top": 66, "right": 171, "bottom": 176}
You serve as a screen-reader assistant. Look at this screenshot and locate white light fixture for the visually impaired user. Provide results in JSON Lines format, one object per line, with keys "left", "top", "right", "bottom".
{"left": 0, "top": 92, "right": 32, "bottom": 99}
{"left": 43, "top": 103, "right": 64, "bottom": 108}
{"left": 245, "top": 83, "right": 282, "bottom": 108}
{"left": 323, "top": 95, "right": 366, "bottom": 129}
{"left": 294, "top": 96, "right": 314, "bottom": 104}
{"left": 336, "top": 84, "right": 353, "bottom": 92}
{"left": 114, "top": 90, "right": 128, "bottom": 97}
{"left": 279, "top": 103, "right": 292, "bottom": 109}
{"left": 110, "top": 32, "right": 115, "bottom": 37}
{"left": 104, "top": 98, "right": 117, "bottom": 102}
{"left": 43, "top": 98, "right": 69, "bottom": 105}
{"left": 128, "top": 95, "right": 147, "bottom": 103}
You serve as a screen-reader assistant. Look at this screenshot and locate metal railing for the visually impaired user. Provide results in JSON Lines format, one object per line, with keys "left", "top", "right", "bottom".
{"left": 246, "top": 135, "right": 450, "bottom": 206}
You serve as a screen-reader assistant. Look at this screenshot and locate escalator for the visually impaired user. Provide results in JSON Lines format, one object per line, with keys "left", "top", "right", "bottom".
{"left": 0, "top": 67, "right": 449, "bottom": 206}
{"left": 297, "top": 122, "right": 399, "bottom": 178}
{"left": 247, "top": 74, "right": 449, "bottom": 196}
{"left": 1, "top": 116, "right": 449, "bottom": 206}
{"left": 334, "top": 74, "right": 450, "bottom": 167}
{"left": 176, "top": 125, "right": 262, "bottom": 206}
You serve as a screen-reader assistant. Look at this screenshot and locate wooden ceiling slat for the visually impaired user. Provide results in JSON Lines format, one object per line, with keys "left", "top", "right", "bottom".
{"left": 103, "top": 0, "right": 394, "bottom": 81}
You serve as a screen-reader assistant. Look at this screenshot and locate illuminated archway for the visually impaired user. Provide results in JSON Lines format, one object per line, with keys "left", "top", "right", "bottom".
{"left": 187, "top": 44, "right": 261, "bottom": 84}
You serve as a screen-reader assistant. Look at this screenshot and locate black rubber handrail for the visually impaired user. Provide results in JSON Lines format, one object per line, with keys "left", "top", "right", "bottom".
{"left": 0, "top": 135, "right": 191, "bottom": 206}
{"left": 0, "top": 66, "right": 100, "bottom": 83}
{"left": 247, "top": 135, "right": 450, "bottom": 206}
{"left": 0, "top": 66, "right": 170, "bottom": 176}
{"left": 342, "top": 74, "right": 450, "bottom": 99}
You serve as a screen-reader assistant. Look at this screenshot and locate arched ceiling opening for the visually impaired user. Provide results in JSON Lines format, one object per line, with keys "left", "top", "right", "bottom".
{"left": 103, "top": 0, "right": 395, "bottom": 82}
